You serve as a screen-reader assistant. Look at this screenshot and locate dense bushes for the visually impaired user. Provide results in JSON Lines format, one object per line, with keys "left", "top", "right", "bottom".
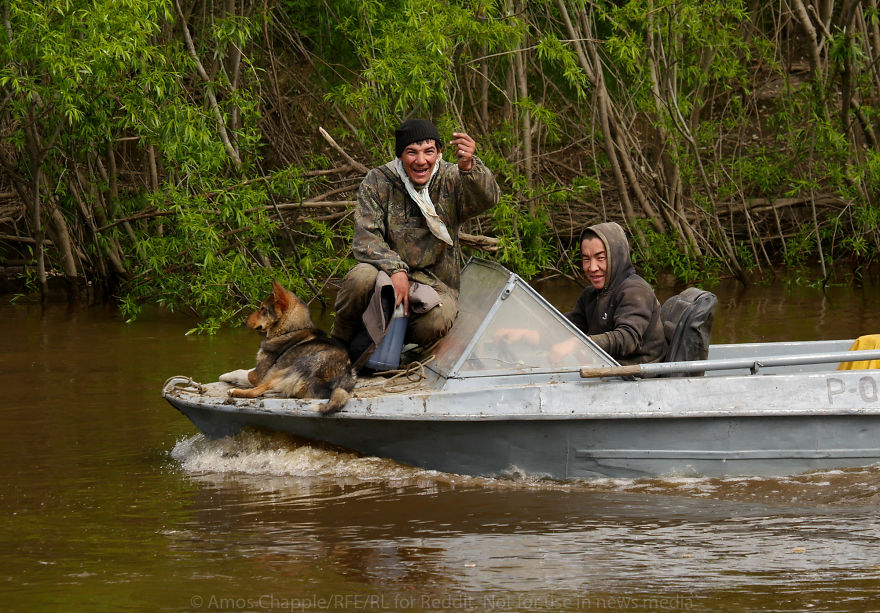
{"left": 1, "top": 1, "right": 877, "bottom": 330}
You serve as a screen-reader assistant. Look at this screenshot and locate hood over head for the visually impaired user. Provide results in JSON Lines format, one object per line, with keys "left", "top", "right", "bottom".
{"left": 579, "top": 222, "right": 635, "bottom": 291}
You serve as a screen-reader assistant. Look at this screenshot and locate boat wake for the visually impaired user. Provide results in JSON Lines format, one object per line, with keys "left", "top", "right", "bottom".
{"left": 170, "top": 429, "right": 441, "bottom": 482}
{"left": 580, "top": 466, "right": 880, "bottom": 506}
{"left": 169, "top": 430, "right": 880, "bottom": 505}
{"left": 169, "top": 430, "right": 580, "bottom": 491}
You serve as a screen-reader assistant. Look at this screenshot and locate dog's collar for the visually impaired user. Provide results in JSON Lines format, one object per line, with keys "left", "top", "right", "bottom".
{"left": 260, "top": 328, "right": 318, "bottom": 353}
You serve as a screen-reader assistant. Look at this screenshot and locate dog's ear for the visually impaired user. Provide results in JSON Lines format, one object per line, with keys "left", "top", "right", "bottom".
{"left": 271, "top": 279, "right": 291, "bottom": 310}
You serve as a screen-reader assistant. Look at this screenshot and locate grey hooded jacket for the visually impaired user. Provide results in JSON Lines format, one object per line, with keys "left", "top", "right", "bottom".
{"left": 565, "top": 222, "right": 667, "bottom": 365}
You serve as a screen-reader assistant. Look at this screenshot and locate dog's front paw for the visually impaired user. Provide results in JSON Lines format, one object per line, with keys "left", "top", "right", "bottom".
{"left": 314, "top": 388, "right": 350, "bottom": 415}
{"left": 312, "top": 404, "right": 342, "bottom": 415}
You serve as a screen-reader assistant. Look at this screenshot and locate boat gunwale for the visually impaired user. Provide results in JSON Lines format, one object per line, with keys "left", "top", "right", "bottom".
{"left": 163, "top": 366, "right": 880, "bottom": 422}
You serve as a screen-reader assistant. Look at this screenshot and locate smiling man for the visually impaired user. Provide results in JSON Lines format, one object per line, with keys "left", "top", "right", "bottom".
{"left": 332, "top": 118, "right": 500, "bottom": 361}
{"left": 552, "top": 222, "right": 667, "bottom": 365}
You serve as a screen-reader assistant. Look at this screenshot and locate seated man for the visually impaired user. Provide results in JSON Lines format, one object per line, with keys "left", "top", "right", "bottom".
{"left": 549, "top": 222, "right": 667, "bottom": 365}
{"left": 332, "top": 118, "right": 500, "bottom": 359}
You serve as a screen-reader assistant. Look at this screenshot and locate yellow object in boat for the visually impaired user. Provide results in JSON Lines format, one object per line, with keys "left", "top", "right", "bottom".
{"left": 838, "top": 334, "right": 880, "bottom": 370}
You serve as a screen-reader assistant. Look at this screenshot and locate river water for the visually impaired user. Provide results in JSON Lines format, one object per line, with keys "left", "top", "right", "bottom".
{"left": 3, "top": 275, "right": 880, "bottom": 612}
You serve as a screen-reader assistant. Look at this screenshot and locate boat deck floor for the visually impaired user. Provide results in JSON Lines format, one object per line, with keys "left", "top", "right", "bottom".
{"left": 191, "top": 368, "right": 436, "bottom": 401}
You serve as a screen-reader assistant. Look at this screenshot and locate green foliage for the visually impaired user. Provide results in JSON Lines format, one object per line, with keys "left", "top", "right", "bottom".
{"left": 1, "top": 0, "right": 174, "bottom": 155}
{"left": 514, "top": 97, "right": 561, "bottom": 143}
{"left": 860, "top": 150, "right": 880, "bottom": 198}
{"left": 0, "top": 0, "right": 296, "bottom": 328}
{"left": 297, "top": 219, "right": 355, "bottom": 283}
{"left": 326, "top": 0, "right": 520, "bottom": 133}
{"left": 535, "top": 34, "right": 590, "bottom": 101}
{"left": 6, "top": 0, "right": 880, "bottom": 330}
{"left": 734, "top": 241, "right": 758, "bottom": 273}
{"left": 781, "top": 226, "right": 816, "bottom": 270}
{"left": 489, "top": 195, "right": 554, "bottom": 280}
{"left": 828, "top": 29, "right": 866, "bottom": 72}
{"left": 633, "top": 221, "right": 721, "bottom": 285}
{"left": 602, "top": 0, "right": 750, "bottom": 113}
{"left": 118, "top": 165, "right": 354, "bottom": 331}
{"left": 731, "top": 147, "right": 791, "bottom": 195}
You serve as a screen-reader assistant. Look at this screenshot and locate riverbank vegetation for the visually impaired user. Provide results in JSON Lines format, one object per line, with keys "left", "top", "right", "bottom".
{"left": 2, "top": 0, "right": 878, "bottom": 330}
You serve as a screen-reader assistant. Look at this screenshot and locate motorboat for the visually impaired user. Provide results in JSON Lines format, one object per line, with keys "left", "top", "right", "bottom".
{"left": 163, "top": 258, "right": 880, "bottom": 479}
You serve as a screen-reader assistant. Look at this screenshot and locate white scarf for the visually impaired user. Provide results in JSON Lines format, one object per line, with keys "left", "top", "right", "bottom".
{"left": 394, "top": 158, "right": 454, "bottom": 246}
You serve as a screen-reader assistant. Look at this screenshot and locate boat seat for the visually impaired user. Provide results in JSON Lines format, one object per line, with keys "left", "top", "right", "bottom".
{"left": 660, "top": 287, "right": 718, "bottom": 375}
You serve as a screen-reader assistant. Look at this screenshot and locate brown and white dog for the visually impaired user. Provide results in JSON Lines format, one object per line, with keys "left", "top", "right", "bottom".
{"left": 229, "top": 280, "right": 356, "bottom": 414}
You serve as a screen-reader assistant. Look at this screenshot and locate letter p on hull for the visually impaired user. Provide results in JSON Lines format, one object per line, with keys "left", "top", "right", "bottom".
{"left": 827, "top": 377, "right": 845, "bottom": 404}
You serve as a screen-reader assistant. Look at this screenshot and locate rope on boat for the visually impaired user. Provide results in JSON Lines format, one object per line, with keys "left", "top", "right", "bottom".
{"left": 354, "top": 355, "right": 436, "bottom": 394}
{"left": 161, "top": 375, "right": 206, "bottom": 395}
{"left": 379, "top": 354, "right": 437, "bottom": 392}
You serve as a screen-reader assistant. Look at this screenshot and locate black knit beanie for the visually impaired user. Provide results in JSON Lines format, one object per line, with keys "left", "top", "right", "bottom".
{"left": 395, "top": 119, "right": 442, "bottom": 157}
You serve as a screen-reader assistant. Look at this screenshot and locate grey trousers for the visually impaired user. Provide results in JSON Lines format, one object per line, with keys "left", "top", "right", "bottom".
{"left": 332, "top": 263, "right": 457, "bottom": 348}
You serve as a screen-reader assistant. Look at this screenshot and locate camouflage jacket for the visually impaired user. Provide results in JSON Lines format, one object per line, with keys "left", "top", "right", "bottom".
{"left": 352, "top": 156, "right": 500, "bottom": 293}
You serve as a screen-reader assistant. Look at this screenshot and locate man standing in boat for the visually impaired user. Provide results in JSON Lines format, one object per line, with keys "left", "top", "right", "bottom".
{"left": 332, "top": 118, "right": 500, "bottom": 359}
{"left": 551, "top": 221, "right": 667, "bottom": 365}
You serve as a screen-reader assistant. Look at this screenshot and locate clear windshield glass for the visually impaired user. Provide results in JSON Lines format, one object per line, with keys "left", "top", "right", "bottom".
{"left": 429, "top": 260, "right": 511, "bottom": 374}
{"left": 428, "top": 259, "right": 614, "bottom": 377}
{"left": 459, "top": 283, "right": 611, "bottom": 373}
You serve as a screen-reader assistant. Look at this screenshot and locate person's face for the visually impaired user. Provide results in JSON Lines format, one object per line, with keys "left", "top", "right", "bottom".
{"left": 581, "top": 236, "right": 607, "bottom": 290}
{"left": 400, "top": 140, "right": 440, "bottom": 186}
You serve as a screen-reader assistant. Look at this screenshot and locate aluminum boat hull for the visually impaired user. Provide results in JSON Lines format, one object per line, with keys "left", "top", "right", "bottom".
{"left": 163, "top": 361, "right": 880, "bottom": 479}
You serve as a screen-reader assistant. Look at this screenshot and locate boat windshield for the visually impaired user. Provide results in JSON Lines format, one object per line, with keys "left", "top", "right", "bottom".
{"left": 428, "top": 258, "right": 615, "bottom": 377}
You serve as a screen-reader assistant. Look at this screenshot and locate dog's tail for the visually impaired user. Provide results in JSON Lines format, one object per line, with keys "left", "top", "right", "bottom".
{"left": 316, "top": 387, "right": 351, "bottom": 415}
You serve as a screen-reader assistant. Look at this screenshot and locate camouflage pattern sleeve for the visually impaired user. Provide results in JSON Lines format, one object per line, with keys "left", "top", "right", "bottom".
{"left": 351, "top": 168, "right": 409, "bottom": 276}
{"left": 457, "top": 155, "right": 500, "bottom": 220}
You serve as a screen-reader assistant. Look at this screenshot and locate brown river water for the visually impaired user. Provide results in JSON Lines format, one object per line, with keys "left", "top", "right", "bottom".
{"left": 3, "top": 274, "right": 880, "bottom": 612}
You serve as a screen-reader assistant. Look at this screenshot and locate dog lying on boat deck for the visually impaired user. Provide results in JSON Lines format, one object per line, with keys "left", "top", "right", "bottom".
{"left": 229, "top": 280, "right": 356, "bottom": 414}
